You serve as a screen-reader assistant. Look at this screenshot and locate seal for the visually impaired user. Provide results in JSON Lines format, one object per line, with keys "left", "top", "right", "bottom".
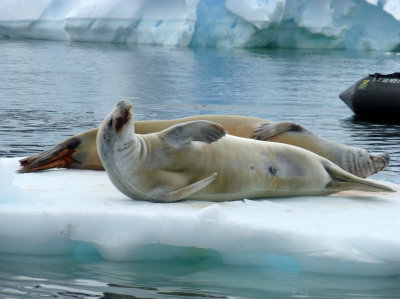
{"left": 96, "top": 100, "right": 394, "bottom": 202}
{"left": 19, "top": 116, "right": 389, "bottom": 179}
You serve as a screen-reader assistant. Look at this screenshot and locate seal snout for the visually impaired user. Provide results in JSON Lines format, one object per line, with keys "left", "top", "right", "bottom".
{"left": 113, "top": 100, "right": 133, "bottom": 133}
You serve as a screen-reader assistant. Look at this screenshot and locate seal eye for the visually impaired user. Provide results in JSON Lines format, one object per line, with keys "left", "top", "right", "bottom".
{"left": 269, "top": 166, "right": 278, "bottom": 175}
{"left": 108, "top": 119, "right": 113, "bottom": 127}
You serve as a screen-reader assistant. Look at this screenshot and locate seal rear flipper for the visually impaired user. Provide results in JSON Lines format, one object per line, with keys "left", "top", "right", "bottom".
{"left": 18, "top": 128, "right": 103, "bottom": 173}
{"left": 357, "top": 152, "right": 390, "bottom": 178}
{"left": 324, "top": 162, "right": 395, "bottom": 193}
{"left": 147, "top": 173, "right": 218, "bottom": 203}
{"left": 252, "top": 121, "right": 306, "bottom": 141}
{"left": 161, "top": 121, "right": 226, "bottom": 148}
{"left": 18, "top": 137, "right": 82, "bottom": 173}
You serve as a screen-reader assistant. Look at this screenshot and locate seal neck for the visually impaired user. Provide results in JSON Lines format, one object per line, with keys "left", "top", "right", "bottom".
{"left": 115, "top": 122, "right": 140, "bottom": 155}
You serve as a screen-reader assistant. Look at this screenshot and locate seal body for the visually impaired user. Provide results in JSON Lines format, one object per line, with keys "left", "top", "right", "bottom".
{"left": 19, "top": 117, "right": 389, "bottom": 179}
{"left": 97, "top": 100, "right": 394, "bottom": 202}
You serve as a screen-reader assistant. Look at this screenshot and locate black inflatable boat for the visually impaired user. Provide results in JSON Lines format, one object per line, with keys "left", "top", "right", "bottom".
{"left": 339, "top": 73, "right": 400, "bottom": 117}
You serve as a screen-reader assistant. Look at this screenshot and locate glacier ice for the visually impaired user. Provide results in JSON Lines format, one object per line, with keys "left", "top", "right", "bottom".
{"left": 1, "top": 0, "right": 400, "bottom": 50}
{"left": 1, "top": 157, "right": 400, "bottom": 276}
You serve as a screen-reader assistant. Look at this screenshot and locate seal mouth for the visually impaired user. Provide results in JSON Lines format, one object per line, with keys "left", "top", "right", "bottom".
{"left": 114, "top": 100, "right": 133, "bottom": 133}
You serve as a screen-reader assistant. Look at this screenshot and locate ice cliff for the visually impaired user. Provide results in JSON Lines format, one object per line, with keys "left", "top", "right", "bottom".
{"left": 1, "top": 0, "right": 400, "bottom": 50}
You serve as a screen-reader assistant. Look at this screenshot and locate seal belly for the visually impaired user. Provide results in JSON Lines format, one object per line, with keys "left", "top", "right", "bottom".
{"left": 181, "top": 137, "right": 292, "bottom": 200}
{"left": 185, "top": 136, "right": 334, "bottom": 201}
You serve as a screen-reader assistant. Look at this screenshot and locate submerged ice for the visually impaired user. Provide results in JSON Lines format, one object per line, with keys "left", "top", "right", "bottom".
{"left": 1, "top": 158, "right": 400, "bottom": 277}
{"left": 1, "top": 0, "right": 400, "bottom": 50}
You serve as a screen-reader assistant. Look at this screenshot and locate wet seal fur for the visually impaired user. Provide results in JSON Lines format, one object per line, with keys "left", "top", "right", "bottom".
{"left": 96, "top": 100, "right": 395, "bottom": 203}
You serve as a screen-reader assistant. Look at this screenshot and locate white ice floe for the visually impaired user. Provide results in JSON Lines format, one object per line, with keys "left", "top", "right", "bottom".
{"left": 1, "top": 157, "right": 399, "bottom": 276}
{"left": 1, "top": 0, "right": 400, "bottom": 50}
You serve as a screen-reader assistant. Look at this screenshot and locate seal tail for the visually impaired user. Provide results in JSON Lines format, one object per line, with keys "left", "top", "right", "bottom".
{"left": 324, "top": 162, "right": 395, "bottom": 193}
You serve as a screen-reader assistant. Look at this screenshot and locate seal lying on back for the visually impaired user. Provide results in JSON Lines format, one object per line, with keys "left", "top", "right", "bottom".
{"left": 96, "top": 100, "right": 394, "bottom": 202}
{"left": 19, "top": 114, "right": 389, "bottom": 179}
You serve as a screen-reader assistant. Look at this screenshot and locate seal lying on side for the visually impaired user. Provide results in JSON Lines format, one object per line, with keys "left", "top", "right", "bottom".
{"left": 96, "top": 100, "right": 394, "bottom": 202}
{"left": 19, "top": 116, "right": 389, "bottom": 178}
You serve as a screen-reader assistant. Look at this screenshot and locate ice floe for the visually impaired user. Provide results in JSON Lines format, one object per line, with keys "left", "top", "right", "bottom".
{"left": 1, "top": 157, "right": 399, "bottom": 276}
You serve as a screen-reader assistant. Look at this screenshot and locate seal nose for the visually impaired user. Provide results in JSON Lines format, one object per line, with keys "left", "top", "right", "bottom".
{"left": 370, "top": 152, "right": 390, "bottom": 174}
{"left": 116, "top": 100, "right": 133, "bottom": 112}
{"left": 113, "top": 100, "right": 133, "bottom": 132}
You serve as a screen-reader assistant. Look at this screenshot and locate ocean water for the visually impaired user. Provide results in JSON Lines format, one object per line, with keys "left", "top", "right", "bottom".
{"left": 0, "top": 39, "right": 400, "bottom": 298}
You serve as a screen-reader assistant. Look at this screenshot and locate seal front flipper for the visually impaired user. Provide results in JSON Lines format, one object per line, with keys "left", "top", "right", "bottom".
{"left": 252, "top": 121, "right": 306, "bottom": 141}
{"left": 161, "top": 120, "right": 226, "bottom": 148}
{"left": 147, "top": 173, "right": 218, "bottom": 203}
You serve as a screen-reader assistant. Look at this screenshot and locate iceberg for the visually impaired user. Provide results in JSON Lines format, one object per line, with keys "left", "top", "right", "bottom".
{"left": 1, "top": 157, "right": 400, "bottom": 277}
{"left": 1, "top": 0, "right": 400, "bottom": 50}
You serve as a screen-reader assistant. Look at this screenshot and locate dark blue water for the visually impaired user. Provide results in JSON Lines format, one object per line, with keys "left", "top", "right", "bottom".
{"left": 1, "top": 40, "right": 400, "bottom": 298}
